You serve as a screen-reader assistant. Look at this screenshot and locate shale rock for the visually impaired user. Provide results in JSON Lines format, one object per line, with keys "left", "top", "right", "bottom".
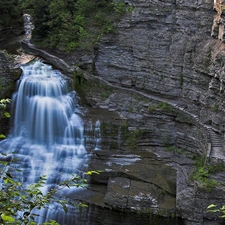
{"left": 21, "top": 0, "right": 225, "bottom": 223}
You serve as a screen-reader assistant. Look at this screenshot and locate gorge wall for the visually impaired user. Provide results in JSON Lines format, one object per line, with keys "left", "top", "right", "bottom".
{"left": 93, "top": 0, "right": 225, "bottom": 130}
{"left": 30, "top": 0, "right": 225, "bottom": 133}
{"left": 6, "top": 0, "right": 225, "bottom": 224}
{"left": 64, "top": 0, "right": 225, "bottom": 223}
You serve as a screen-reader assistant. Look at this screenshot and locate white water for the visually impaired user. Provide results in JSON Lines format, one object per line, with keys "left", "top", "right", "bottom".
{"left": 0, "top": 60, "right": 88, "bottom": 185}
{"left": 84, "top": 120, "right": 101, "bottom": 151}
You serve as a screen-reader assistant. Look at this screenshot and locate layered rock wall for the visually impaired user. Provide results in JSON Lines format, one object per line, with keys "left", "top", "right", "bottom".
{"left": 20, "top": 0, "right": 225, "bottom": 223}
{"left": 94, "top": 0, "right": 225, "bottom": 132}
{"left": 76, "top": 1, "right": 225, "bottom": 223}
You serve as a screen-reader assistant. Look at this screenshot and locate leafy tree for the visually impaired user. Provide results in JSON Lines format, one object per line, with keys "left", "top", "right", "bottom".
{"left": 31, "top": 0, "right": 51, "bottom": 40}
{"left": 0, "top": 0, "right": 22, "bottom": 26}
{"left": 19, "top": 0, "right": 129, "bottom": 51}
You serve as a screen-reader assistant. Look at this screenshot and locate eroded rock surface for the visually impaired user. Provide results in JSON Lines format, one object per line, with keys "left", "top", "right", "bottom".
{"left": 20, "top": 0, "right": 225, "bottom": 224}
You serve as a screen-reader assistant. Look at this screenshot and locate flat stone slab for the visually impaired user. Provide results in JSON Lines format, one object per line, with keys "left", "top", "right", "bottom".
{"left": 104, "top": 177, "right": 176, "bottom": 212}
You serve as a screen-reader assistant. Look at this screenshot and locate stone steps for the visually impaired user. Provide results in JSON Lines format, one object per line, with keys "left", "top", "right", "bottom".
{"left": 207, "top": 128, "right": 222, "bottom": 147}
{"left": 167, "top": 104, "right": 225, "bottom": 161}
{"left": 207, "top": 127, "right": 225, "bottom": 160}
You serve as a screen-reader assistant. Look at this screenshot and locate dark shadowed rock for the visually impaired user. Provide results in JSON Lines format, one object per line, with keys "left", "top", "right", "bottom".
{"left": 0, "top": 50, "right": 21, "bottom": 135}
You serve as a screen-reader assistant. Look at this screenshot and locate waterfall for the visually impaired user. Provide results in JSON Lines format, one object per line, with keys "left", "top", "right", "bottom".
{"left": 23, "top": 14, "right": 34, "bottom": 39}
{"left": 84, "top": 120, "right": 101, "bottom": 151}
{"left": 0, "top": 60, "right": 180, "bottom": 225}
{"left": 0, "top": 60, "right": 88, "bottom": 185}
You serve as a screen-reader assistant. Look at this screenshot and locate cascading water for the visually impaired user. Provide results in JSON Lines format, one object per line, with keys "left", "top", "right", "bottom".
{"left": 0, "top": 59, "right": 88, "bottom": 186}
{"left": 0, "top": 60, "right": 184, "bottom": 225}
{"left": 84, "top": 120, "right": 101, "bottom": 151}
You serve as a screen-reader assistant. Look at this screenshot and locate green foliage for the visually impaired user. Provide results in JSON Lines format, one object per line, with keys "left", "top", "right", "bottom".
{"left": 4, "top": 112, "right": 10, "bottom": 118}
{"left": 207, "top": 162, "right": 225, "bottom": 173}
{"left": 148, "top": 104, "right": 158, "bottom": 112}
{"left": 0, "top": 98, "right": 11, "bottom": 139}
{"left": 1, "top": 50, "right": 13, "bottom": 59}
{"left": 165, "top": 146, "right": 185, "bottom": 154}
{"left": 19, "top": 0, "right": 129, "bottom": 51}
{"left": 0, "top": 156, "right": 90, "bottom": 224}
{"left": 127, "top": 129, "right": 144, "bottom": 150}
{"left": 0, "top": 163, "right": 56, "bottom": 224}
{"left": 0, "top": 134, "right": 6, "bottom": 139}
{"left": 148, "top": 102, "right": 174, "bottom": 113}
{"left": 205, "top": 163, "right": 225, "bottom": 218}
{"left": 207, "top": 204, "right": 225, "bottom": 218}
{"left": 190, "top": 157, "right": 224, "bottom": 192}
{"left": 0, "top": 0, "right": 22, "bottom": 26}
{"left": 0, "top": 98, "right": 11, "bottom": 109}
{"left": 159, "top": 102, "right": 174, "bottom": 111}
{"left": 210, "top": 103, "right": 219, "bottom": 112}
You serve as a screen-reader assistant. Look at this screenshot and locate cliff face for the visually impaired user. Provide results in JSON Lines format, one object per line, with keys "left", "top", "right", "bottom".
{"left": 22, "top": 1, "right": 224, "bottom": 134}
{"left": 95, "top": 0, "right": 224, "bottom": 124}
{"left": 19, "top": 0, "right": 225, "bottom": 223}
{"left": 87, "top": 0, "right": 225, "bottom": 223}
{"left": 29, "top": 0, "right": 225, "bottom": 128}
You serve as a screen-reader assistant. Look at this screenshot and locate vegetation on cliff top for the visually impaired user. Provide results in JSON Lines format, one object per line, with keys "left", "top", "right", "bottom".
{"left": 0, "top": 0, "right": 22, "bottom": 26}
{"left": 0, "top": 0, "right": 130, "bottom": 51}
{"left": 19, "top": 0, "right": 129, "bottom": 52}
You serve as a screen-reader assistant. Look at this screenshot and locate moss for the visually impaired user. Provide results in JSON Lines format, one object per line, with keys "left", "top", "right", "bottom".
{"left": 132, "top": 93, "right": 148, "bottom": 102}
{"left": 175, "top": 114, "right": 192, "bottom": 124}
{"left": 126, "top": 129, "right": 144, "bottom": 150}
{"left": 165, "top": 146, "right": 184, "bottom": 154}
{"left": 148, "top": 104, "right": 158, "bottom": 112}
{"left": 0, "top": 80, "right": 17, "bottom": 99}
{"left": 80, "top": 76, "right": 114, "bottom": 103}
{"left": 100, "top": 89, "right": 112, "bottom": 101}
{"left": 148, "top": 102, "right": 174, "bottom": 113}
{"left": 159, "top": 102, "right": 174, "bottom": 112}
{"left": 208, "top": 162, "right": 225, "bottom": 174}
{"left": 210, "top": 103, "right": 219, "bottom": 112}
{"left": 101, "top": 122, "right": 118, "bottom": 137}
